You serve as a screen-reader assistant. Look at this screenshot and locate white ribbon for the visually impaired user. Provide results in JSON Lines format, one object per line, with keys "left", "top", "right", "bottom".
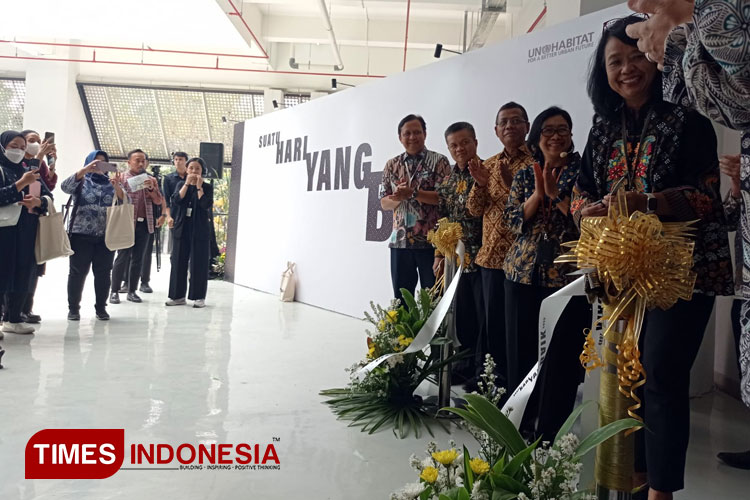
{"left": 502, "top": 276, "right": 586, "bottom": 427}
{"left": 357, "top": 240, "right": 466, "bottom": 376}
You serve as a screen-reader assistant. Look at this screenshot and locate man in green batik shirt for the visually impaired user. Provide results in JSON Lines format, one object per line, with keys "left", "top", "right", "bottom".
{"left": 434, "top": 122, "right": 485, "bottom": 387}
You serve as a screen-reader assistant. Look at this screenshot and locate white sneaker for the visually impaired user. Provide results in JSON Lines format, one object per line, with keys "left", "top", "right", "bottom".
{"left": 2, "top": 322, "right": 35, "bottom": 335}
{"left": 193, "top": 299, "right": 206, "bottom": 308}
{"left": 165, "top": 298, "right": 186, "bottom": 306}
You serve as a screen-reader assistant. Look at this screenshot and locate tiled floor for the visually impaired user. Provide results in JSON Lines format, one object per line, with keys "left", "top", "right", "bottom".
{"left": 0, "top": 259, "right": 748, "bottom": 499}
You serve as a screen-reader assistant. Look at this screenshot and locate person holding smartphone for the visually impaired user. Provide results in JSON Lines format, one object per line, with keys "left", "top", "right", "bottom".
{"left": 166, "top": 157, "right": 213, "bottom": 308}
{"left": 0, "top": 131, "right": 49, "bottom": 336}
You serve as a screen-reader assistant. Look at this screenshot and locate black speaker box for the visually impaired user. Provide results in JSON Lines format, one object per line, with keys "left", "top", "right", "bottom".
{"left": 199, "top": 142, "right": 224, "bottom": 179}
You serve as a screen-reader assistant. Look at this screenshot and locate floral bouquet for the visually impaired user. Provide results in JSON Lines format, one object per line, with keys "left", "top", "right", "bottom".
{"left": 320, "top": 288, "right": 468, "bottom": 439}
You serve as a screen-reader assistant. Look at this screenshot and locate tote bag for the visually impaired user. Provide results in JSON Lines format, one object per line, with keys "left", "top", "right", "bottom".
{"left": 0, "top": 167, "right": 22, "bottom": 227}
{"left": 35, "top": 196, "right": 74, "bottom": 263}
{"left": 280, "top": 262, "right": 296, "bottom": 302}
{"left": 105, "top": 193, "right": 135, "bottom": 251}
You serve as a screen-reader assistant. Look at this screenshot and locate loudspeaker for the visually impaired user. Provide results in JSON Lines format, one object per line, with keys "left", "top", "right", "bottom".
{"left": 199, "top": 142, "right": 224, "bottom": 179}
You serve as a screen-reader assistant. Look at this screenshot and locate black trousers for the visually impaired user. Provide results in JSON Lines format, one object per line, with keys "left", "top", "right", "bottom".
{"left": 169, "top": 229, "right": 210, "bottom": 301}
{"left": 22, "top": 264, "right": 44, "bottom": 314}
{"left": 111, "top": 221, "right": 149, "bottom": 294}
{"left": 634, "top": 295, "right": 715, "bottom": 492}
{"left": 731, "top": 298, "right": 742, "bottom": 376}
{"left": 480, "top": 267, "right": 508, "bottom": 384}
{"left": 2, "top": 292, "right": 26, "bottom": 323}
{"left": 533, "top": 295, "right": 590, "bottom": 441}
{"left": 68, "top": 234, "right": 115, "bottom": 312}
{"left": 121, "top": 232, "right": 155, "bottom": 288}
{"left": 390, "top": 248, "right": 435, "bottom": 303}
{"left": 453, "top": 270, "right": 485, "bottom": 377}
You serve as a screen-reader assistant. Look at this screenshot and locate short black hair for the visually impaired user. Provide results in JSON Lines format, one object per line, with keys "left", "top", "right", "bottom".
{"left": 444, "top": 122, "right": 476, "bottom": 140}
{"left": 127, "top": 148, "right": 146, "bottom": 159}
{"left": 173, "top": 151, "right": 188, "bottom": 161}
{"left": 587, "top": 15, "right": 663, "bottom": 121}
{"left": 186, "top": 157, "right": 207, "bottom": 175}
{"left": 397, "top": 114, "right": 426, "bottom": 136}
{"left": 496, "top": 102, "right": 529, "bottom": 125}
{"left": 526, "top": 106, "right": 574, "bottom": 162}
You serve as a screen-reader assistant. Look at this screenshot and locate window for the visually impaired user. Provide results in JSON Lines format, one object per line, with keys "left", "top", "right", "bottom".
{"left": 283, "top": 93, "right": 311, "bottom": 108}
{"left": 79, "top": 83, "right": 262, "bottom": 162}
{"left": 0, "top": 78, "right": 26, "bottom": 132}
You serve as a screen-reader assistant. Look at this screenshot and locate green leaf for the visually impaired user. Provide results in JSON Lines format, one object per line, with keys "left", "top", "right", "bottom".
{"left": 401, "top": 289, "right": 418, "bottom": 313}
{"left": 457, "top": 487, "right": 471, "bottom": 500}
{"left": 554, "top": 400, "right": 596, "bottom": 446}
{"left": 430, "top": 337, "right": 454, "bottom": 345}
{"left": 462, "top": 394, "right": 527, "bottom": 455}
{"left": 439, "top": 494, "right": 454, "bottom": 500}
{"left": 504, "top": 436, "right": 540, "bottom": 479}
{"left": 575, "top": 417, "right": 644, "bottom": 459}
{"left": 407, "top": 409, "right": 419, "bottom": 439}
{"left": 489, "top": 472, "right": 531, "bottom": 497}
{"left": 492, "top": 452, "right": 505, "bottom": 474}
{"left": 463, "top": 445, "right": 474, "bottom": 492}
{"left": 419, "top": 486, "right": 433, "bottom": 500}
{"left": 368, "top": 409, "right": 396, "bottom": 434}
{"left": 491, "top": 492, "right": 518, "bottom": 500}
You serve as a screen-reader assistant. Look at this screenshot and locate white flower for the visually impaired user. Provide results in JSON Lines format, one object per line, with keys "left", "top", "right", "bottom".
{"left": 422, "top": 456, "right": 436, "bottom": 470}
{"left": 409, "top": 454, "right": 422, "bottom": 470}
{"left": 557, "top": 433, "right": 579, "bottom": 456}
{"left": 386, "top": 354, "right": 404, "bottom": 368}
{"left": 397, "top": 482, "right": 426, "bottom": 499}
{"left": 470, "top": 480, "right": 489, "bottom": 500}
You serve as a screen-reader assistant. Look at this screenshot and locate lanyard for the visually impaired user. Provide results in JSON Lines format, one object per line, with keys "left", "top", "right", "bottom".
{"left": 620, "top": 108, "right": 653, "bottom": 190}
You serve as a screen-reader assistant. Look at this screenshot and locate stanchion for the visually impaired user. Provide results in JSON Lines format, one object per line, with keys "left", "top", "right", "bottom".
{"left": 595, "top": 311, "right": 634, "bottom": 500}
{"left": 437, "top": 252, "right": 457, "bottom": 410}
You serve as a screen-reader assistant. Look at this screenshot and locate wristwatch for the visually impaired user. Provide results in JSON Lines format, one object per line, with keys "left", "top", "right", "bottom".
{"left": 551, "top": 195, "right": 563, "bottom": 205}
{"left": 411, "top": 187, "right": 419, "bottom": 200}
{"left": 645, "top": 193, "right": 657, "bottom": 214}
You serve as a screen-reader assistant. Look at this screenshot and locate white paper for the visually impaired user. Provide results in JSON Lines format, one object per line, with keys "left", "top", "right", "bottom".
{"left": 126, "top": 173, "right": 149, "bottom": 192}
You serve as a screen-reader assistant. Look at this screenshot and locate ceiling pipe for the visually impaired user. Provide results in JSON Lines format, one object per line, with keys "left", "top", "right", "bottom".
{"left": 316, "top": 0, "right": 344, "bottom": 71}
{"left": 468, "top": 0, "right": 507, "bottom": 51}
{"left": 0, "top": 53, "right": 384, "bottom": 79}
{"left": 0, "top": 39, "right": 265, "bottom": 60}
{"left": 527, "top": 5, "right": 547, "bottom": 32}
{"left": 402, "top": 0, "right": 411, "bottom": 71}
{"left": 226, "top": 0, "right": 269, "bottom": 59}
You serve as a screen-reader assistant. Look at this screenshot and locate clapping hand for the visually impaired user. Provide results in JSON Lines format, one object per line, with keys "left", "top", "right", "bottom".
{"left": 720, "top": 154, "right": 741, "bottom": 198}
{"left": 532, "top": 163, "right": 546, "bottom": 198}
{"left": 394, "top": 177, "right": 413, "bottom": 201}
{"left": 468, "top": 158, "right": 490, "bottom": 187}
{"left": 542, "top": 164, "right": 560, "bottom": 199}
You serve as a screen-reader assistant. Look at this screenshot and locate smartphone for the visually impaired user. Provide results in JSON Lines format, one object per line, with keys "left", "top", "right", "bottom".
{"left": 44, "top": 132, "right": 55, "bottom": 144}
{"left": 95, "top": 160, "right": 118, "bottom": 173}
{"left": 28, "top": 181, "right": 41, "bottom": 214}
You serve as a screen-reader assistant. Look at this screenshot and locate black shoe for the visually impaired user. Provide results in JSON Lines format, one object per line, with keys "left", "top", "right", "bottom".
{"left": 119, "top": 284, "right": 129, "bottom": 293}
{"left": 718, "top": 450, "right": 750, "bottom": 470}
{"left": 110, "top": 292, "right": 120, "bottom": 304}
{"left": 127, "top": 292, "right": 142, "bottom": 303}
{"left": 67, "top": 310, "right": 80, "bottom": 321}
{"left": 139, "top": 283, "right": 153, "bottom": 293}
{"left": 21, "top": 313, "right": 41, "bottom": 324}
{"left": 95, "top": 309, "right": 110, "bottom": 321}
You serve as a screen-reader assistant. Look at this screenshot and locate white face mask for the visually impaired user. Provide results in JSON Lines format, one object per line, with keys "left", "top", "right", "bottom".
{"left": 2, "top": 147, "right": 26, "bottom": 164}
{"left": 25, "top": 142, "right": 41, "bottom": 156}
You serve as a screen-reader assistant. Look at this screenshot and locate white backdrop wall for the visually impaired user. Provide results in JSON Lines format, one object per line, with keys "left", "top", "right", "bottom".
{"left": 234, "top": 3, "right": 633, "bottom": 318}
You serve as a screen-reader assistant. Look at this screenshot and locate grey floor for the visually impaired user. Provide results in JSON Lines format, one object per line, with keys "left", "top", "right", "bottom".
{"left": 0, "top": 259, "right": 748, "bottom": 499}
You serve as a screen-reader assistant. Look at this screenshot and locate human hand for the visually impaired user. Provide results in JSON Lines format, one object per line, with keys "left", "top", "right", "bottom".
{"left": 532, "top": 162, "right": 546, "bottom": 198}
{"left": 720, "top": 154, "right": 741, "bottom": 198}
{"left": 18, "top": 169, "right": 41, "bottom": 189}
{"left": 186, "top": 174, "right": 198, "bottom": 186}
{"left": 145, "top": 177, "right": 157, "bottom": 190}
{"left": 81, "top": 160, "right": 100, "bottom": 176}
{"left": 580, "top": 201, "right": 609, "bottom": 217}
{"left": 394, "top": 179, "right": 413, "bottom": 201}
{"left": 110, "top": 172, "right": 123, "bottom": 186}
{"left": 542, "top": 164, "right": 559, "bottom": 199}
{"left": 167, "top": 216, "right": 175, "bottom": 229}
{"left": 37, "top": 140, "right": 55, "bottom": 160}
{"left": 603, "top": 191, "right": 648, "bottom": 212}
{"left": 625, "top": 0, "right": 695, "bottom": 67}
{"left": 156, "top": 215, "right": 166, "bottom": 228}
{"left": 433, "top": 257, "right": 444, "bottom": 279}
{"left": 468, "top": 157, "right": 490, "bottom": 187}
{"left": 18, "top": 194, "right": 41, "bottom": 210}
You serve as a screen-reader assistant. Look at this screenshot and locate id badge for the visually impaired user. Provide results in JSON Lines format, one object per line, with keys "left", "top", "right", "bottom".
{"left": 186, "top": 208, "right": 193, "bottom": 218}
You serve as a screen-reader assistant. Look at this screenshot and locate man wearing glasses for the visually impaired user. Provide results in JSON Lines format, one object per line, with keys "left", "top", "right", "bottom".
{"left": 467, "top": 102, "right": 534, "bottom": 386}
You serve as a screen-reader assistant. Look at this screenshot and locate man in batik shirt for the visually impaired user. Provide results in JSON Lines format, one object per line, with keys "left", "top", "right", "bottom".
{"left": 434, "top": 122, "right": 485, "bottom": 385}
{"left": 379, "top": 114, "right": 451, "bottom": 303}
{"left": 467, "top": 102, "right": 534, "bottom": 383}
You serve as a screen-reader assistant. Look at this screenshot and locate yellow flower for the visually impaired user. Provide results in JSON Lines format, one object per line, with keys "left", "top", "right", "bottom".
{"left": 432, "top": 448, "right": 460, "bottom": 466}
{"left": 420, "top": 466, "right": 439, "bottom": 483}
{"left": 469, "top": 457, "right": 490, "bottom": 476}
{"left": 377, "top": 320, "right": 386, "bottom": 332}
{"left": 367, "top": 345, "right": 376, "bottom": 359}
{"left": 398, "top": 335, "right": 414, "bottom": 348}
{"left": 386, "top": 310, "right": 398, "bottom": 323}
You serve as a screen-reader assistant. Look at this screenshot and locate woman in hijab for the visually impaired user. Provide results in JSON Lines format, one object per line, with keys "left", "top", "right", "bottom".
{"left": 166, "top": 157, "right": 214, "bottom": 308}
{"left": 0, "top": 130, "right": 49, "bottom": 336}
{"left": 61, "top": 150, "right": 124, "bottom": 321}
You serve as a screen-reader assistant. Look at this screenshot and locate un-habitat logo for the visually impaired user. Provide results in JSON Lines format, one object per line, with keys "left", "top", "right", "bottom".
{"left": 25, "top": 429, "right": 281, "bottom": 479}
{"left": 528, "top": 31, "right": 596, "bottom": 63}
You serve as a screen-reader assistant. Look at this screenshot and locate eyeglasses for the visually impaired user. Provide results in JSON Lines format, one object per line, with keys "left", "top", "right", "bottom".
{"left": 603, "top": 13, "right": 649, "bottom": 33}
{"left": 541, "top": 126, "right": 571, "bottom": 138}
{"left": 497, "top": 118, "right": 527, "bottom": 128}
{"left": 447, "top": 138, "right": 475, "bottom": 152}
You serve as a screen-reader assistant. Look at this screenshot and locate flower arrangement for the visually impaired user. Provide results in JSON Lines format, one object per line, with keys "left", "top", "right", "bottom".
{"left": 320, "top": 288, "right": 467, "bottom": 439}
{"left": 212, "top": 250, "right": 226, "bottom": 277}
{"left": 391, "top": 356, "right": 643, "bottom": 499}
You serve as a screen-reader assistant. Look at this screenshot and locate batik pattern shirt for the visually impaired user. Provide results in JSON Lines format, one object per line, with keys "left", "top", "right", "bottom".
{"left": 379, "top": 149, "right": 451, "bottom": 249}
{"left": 502, "top": 154, "right": 581, "bottom": 288}
{"left": 436, "top": 164, "right": 483, "bottom": 273}
{"left": 467, "top": 146, "right": 534, "bottom": 269}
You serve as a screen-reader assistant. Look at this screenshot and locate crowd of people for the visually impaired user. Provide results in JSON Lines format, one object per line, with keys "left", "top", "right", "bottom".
{"left": 0, "top": 142, "right": 216, "bottom": 335}
{"left": 379, "top": 11, "right": 747, "bottom": 500}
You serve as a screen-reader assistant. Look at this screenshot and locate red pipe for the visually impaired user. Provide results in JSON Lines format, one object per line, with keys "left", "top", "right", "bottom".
{"left": 402, "top": 0, "right": 411, "bottom": 71}
{"left": 527, "top": 6, "right": 548, "bottom": 33}
{"left": 226, "top": 0, "right": 269, "bottom": 59}
{"left": 0, "top": 53, "right": 385, "bottom": 79}
{"left": 1, "top": 39, "right": 265, "bottom": 59}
